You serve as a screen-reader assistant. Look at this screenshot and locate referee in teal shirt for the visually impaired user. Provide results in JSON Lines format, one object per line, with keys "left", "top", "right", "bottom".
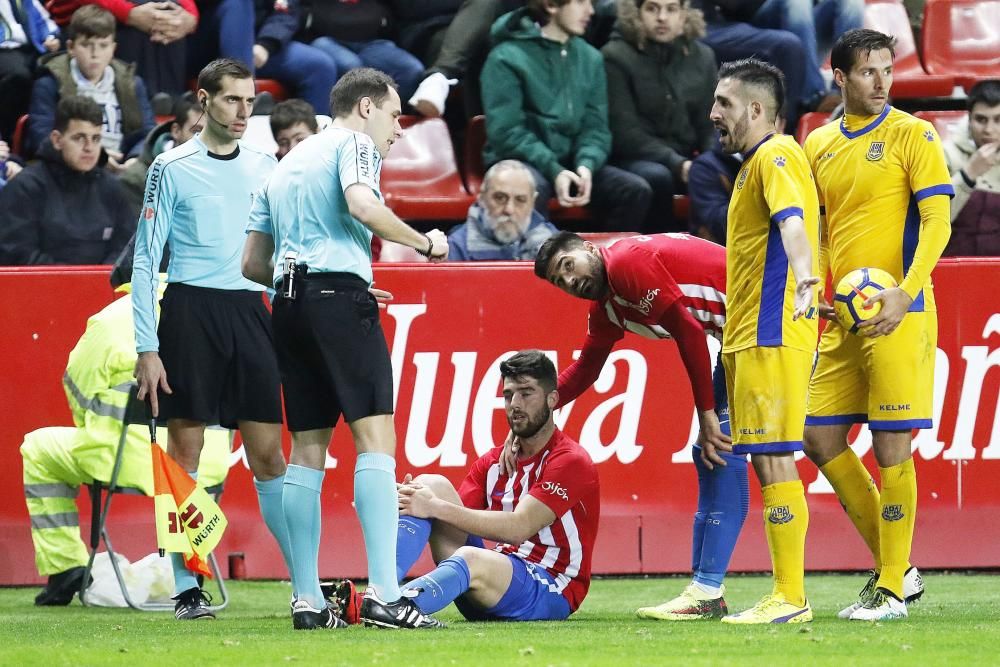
{"left": 132, "top": 59, "right": 291, "bottom": 623}
{"left": 243, "top": 68, "right": 449, "bottom": 630}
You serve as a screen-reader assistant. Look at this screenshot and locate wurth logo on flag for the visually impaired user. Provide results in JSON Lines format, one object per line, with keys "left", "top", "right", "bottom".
{"left": 152, "top": 444, "right": 228, "bottom": 577}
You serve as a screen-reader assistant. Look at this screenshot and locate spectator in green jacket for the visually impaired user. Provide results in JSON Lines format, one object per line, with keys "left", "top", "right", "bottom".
{"left": 480, "top": 0, "right": 651, "bottom": 231}
{"left": 603, "top": 0, "right": 717, "bottom": 232}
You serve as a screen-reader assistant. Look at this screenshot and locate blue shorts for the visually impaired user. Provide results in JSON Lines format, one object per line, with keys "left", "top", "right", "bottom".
{"left": 454, "top": 554, "right": 572, "bottom": 622}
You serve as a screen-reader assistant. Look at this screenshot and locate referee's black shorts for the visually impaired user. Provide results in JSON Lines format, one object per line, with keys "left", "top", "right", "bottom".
{"left": 271, "top": 272, "right": 393, "bottom": 432}
{"left": 157, "top": 283, "right": 283, "bottom": 428}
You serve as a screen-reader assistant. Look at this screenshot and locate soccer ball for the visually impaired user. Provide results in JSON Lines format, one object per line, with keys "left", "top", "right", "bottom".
{"left": 833, "top": 267, "right": 898, "bottom": 334}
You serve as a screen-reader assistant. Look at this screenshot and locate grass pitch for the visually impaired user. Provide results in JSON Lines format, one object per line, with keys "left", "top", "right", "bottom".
{"left": 2, "top": 573, "right": 999, "bottom": 666}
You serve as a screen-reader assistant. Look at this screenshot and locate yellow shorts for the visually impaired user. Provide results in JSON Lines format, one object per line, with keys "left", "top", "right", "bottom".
{"left": 722, "top": 346, "right": 812, "bottom": 454}
{"left": 806, "top": 311, "right": 937, "bottom": 430}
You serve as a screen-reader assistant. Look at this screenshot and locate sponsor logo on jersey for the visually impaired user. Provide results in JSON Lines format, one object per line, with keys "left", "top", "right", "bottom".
{"left": 882, "top": 504, "right": 905, "bottom": 521}
{"left": 768, "top": 506, "right": 794, "bottom": 524}
{"left": 357, "top": 141, "right": 372, "bottom": 179}
{"left": 736, "top": 168, "right": 748, "bottom": 190}
{"left": 541, "top": 481, "right": 569, "bottom": 501}
{"left": 634, "top": 288, "right": 661, "bottom": 316}
{"left": 866, "top": 141, "right": 886, "bottom": 161}
{"left": 144, "top": 207, "right": 154, "bottom": 220}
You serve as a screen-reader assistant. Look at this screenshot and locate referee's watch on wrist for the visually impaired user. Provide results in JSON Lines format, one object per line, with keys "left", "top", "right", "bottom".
{"left": 417, "top": 233, "right": 434, "bottom": 258}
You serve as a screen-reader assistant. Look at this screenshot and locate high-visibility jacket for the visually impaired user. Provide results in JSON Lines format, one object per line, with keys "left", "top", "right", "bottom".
{"left": 62, "top": 290, "right": 230, "bottom": 492}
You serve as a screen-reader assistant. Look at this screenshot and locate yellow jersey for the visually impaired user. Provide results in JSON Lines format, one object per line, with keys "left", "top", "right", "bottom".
{"left": 803, "top": 106, "right": 953, "bottom": 312}
{"left": 724, "top": 133, "right": 820, "bottom": 354}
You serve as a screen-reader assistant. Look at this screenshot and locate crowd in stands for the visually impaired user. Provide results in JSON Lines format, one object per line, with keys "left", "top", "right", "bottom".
{"left": 0, "top": 0, "right": 997, "bottom": 266}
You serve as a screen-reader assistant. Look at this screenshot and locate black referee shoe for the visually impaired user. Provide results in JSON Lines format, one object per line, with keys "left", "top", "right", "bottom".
{"left": 360, "top": 589, "right": 445, "bottom": 629}
{"left": 173, "top": 587, "right": 215, "bottom": 620}
{"left": 292, "top": 599, "right": 348, "bottom": 630}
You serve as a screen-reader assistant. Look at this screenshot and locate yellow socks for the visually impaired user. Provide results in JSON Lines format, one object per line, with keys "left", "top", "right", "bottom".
{"left": 820, "top": 448, "right": 881, "bottom": 565}
{"left": 762, "top": 480, "right": 809, "bottom": 606}
{"left": 876, "top": 458, "right": 917, "bottom": 599}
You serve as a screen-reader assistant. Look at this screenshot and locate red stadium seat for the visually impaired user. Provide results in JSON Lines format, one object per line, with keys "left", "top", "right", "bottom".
{"left": 254, "top": 79, "right": 289, "bottom": 101}
{"left": 796, "top": 112, "right": 835, "bottom": 144}
{"left": 380, "top": 116, "right": 474, "bottom": 221}
{"left": 463, "top": 115, "right": 487, "bottom": 195}
{"left": 914, "top": 110, "right": 968, "bottom": 144}
{"left": 922, "top": 0, "right": 1000, "bottom": 91}
{"left": 863, "top": 0, "right": 955, "bottom": 98}
{"left": 11, "top": 114, "right": 28, "bottom": 157}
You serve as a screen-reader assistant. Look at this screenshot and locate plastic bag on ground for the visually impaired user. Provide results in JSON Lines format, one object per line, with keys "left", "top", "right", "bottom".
{"left": 83, "top": 552, "right": 175, "bottom": 607}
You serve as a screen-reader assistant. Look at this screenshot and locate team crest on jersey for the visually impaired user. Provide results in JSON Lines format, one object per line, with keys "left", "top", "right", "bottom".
{"left": 882, "top": 504, "right": 905, "bottom": 521}
{"left": 736, "top": 168, "right": 748, "bottom": 190}
{"left": 866, "top": 141, "right": 886, "bottom": 161}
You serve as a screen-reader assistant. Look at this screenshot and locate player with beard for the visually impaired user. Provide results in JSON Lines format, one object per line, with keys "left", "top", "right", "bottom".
{"left": 447, "top": 160, "right": 559, "bottom": 261}
{"left": 529, "top": 230, "right": 748, "bottom": 621}
{"left": 709, "top": 58, "right": 819, "bottom": 624}
{"left": 335, "top": 350, "right": 601, "bottom": 623}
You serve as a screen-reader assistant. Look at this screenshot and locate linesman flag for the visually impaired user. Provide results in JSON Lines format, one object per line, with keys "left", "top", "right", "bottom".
{"left": 150, "top": 421, "right": 227, "bottom": 577}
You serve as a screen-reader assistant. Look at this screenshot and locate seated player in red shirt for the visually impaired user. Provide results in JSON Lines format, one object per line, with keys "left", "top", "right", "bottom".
{"left": 335, "top": 350, "right": 601, "bottom": 625}
{"left": 530, "top": 230, "right": 748, "bottom": 620}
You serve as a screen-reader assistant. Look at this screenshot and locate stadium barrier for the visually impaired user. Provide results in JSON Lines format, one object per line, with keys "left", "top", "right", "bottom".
{"left": 1, "top": 259, "right": 997, "bottom": 584}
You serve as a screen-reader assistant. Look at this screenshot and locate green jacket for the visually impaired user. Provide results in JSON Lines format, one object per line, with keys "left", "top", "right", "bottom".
{"left": 601, "top": 1, "right": 718, "bottom": 178}
{"left": 37, "top": 52, "right": 145, "bottom": 142}
{"left": 481, "top": 8, "right": 611, "bottom": 183}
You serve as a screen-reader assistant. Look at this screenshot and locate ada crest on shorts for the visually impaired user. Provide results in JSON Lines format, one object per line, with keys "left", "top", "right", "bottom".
{"left": 882, "top": 504, "right": 905, "bottom": 521}
{"left": 767, "top": 505, "right": 794, "bottom": 524}
{"left": 866, "top": 141, "right": 886, "bottom": 162}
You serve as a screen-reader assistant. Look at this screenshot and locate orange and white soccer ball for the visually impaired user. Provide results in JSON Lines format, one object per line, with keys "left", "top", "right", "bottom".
{"left": 834, "top": 267, "right": 898, "bottom": 334}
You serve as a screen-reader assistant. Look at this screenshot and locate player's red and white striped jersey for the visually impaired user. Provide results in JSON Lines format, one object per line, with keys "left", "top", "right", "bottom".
{"left": 458, "top": 429, "right": 600, "bottom": 612}
{"left": 589, "top": 233, "right": 727, "bottom": 343}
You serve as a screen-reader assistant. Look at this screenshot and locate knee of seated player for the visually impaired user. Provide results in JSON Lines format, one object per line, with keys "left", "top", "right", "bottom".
{"left": 412, "top": 474, "right": 461, "bottom": 504}
{"left": 451, "top": 545, "right": 509, "bottom": 591}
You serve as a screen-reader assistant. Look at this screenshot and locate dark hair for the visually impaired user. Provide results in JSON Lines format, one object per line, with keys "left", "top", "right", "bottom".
{"left": 533, "top": 230, "right": 585, "bottom": 279}
{"left": 525, "top": 0, "right": 572, "bottom": 22}
{"left": 270, "top": 98, "right": 319, "bottom": 136}
{"left": 197, "top": 58, "right": 253, "bottom": 97}
{"left": 69, "top": 4, "right": 115, "bottom": 40}
{"left": 329, "top": 68, "right": 396, "bottom": 118}
{"left": 55, "top": 95, "right": 103, "bottom": 132}
{"left": 172, "top": 92, "right": 199, "bottom": 127}
{"left": 967, "top": 79, "right": 1000, "bottom": 111}
{"left": 830, "top": 28, "right": 896, "bottom": 75}
{"left": 500, "top": 350, "right": 557, "bottom": 394}
{"left": 718, "top": 58, "right": 785, "bottom": 122}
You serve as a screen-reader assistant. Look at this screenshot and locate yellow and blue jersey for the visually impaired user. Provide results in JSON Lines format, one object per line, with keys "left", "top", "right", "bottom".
{"left": 803, "top": 106, "right": 953, "bottom": 312}
{"left": 723, "top": 133, "right": 820, "bottom": 354}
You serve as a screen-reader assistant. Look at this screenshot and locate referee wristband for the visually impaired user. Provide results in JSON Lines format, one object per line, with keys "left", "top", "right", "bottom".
{"left": 417, "top": 233, "right": 434, "bottom": 258}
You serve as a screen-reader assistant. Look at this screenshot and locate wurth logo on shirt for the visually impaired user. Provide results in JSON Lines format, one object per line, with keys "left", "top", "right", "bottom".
{"left": 541, "top": 481, "right": 569, "bottom": 500}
